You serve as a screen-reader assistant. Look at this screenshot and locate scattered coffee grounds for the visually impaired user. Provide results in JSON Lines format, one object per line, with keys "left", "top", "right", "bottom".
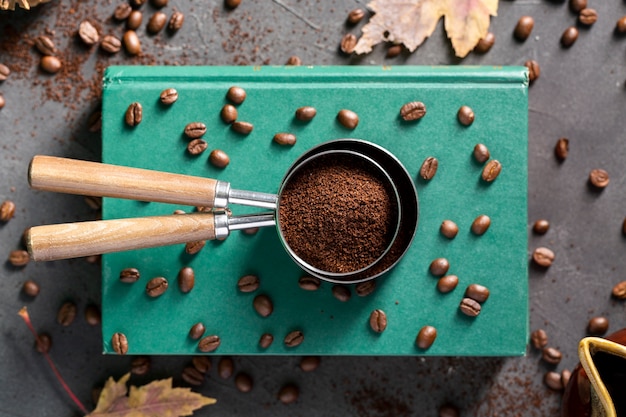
{"left": 279, "top": 153, "right": 397, "bottom": 274}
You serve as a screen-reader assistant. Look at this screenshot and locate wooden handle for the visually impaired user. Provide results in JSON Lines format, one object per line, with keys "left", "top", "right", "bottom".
{"left": 29, "top": 155, "right": 220, "bottom": 207}
{"left": 26, "top": 213, "right": 217, "bottom": 261}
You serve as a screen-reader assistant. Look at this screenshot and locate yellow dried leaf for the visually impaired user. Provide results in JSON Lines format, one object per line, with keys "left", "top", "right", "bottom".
{"left": 0, "top": 0, "right": 51, "bottom": 11}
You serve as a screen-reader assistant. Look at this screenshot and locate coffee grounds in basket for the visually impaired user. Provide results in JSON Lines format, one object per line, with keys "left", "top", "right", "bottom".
{"left": 279, "top": 153, "right": 397, "bottom": 274}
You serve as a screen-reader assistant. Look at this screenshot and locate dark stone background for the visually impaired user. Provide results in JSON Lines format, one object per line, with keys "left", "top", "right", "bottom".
{"left": 1, "top": 1, "right": 624, "bottom": 416}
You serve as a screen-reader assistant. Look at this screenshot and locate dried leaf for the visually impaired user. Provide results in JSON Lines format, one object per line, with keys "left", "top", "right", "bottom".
{"left": 354, "top": 0, "right": 498, "bottom": 58}
{"left": 0, "top": 0, "right": 51, "bottom": 11}
{"left": 87, "top": 373, "right": 215, "bottom": 417}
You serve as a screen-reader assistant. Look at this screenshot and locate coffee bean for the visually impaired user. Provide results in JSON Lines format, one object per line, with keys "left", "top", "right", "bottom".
{"left": 0, "top": 200, "right": 16, "bottom": 222}
{"left": 419, "top": 156, "right": 438, "bottom": 180}
{"left": 198, "top": 335, "right": 221, "bottom": 352}
{"left": 122, "top": 30, "right": 141, "bottom": 55}
{"left": 259, "top": 333, "right": 274, "bottom": 349}
{"left": 617, "top": 16, "right": 626, "bottom": 33}
{"left": 126, "top": 11, "right": 143, "bottom": 30}
{"left": 119, "top": 267, "right": 140, "bottom": 283}
{"left": 416, "top": 325, "right": 437, "bottom": 349}
{"left": 169, "top": 10, "right": 185, "bottom": 31}
{"left": 369, "top": 309, "right": 387, "bottom": 333}
{"left": 544, "top": 371, "right": 564, "bottom": 391}
{"left": 438, "top": 403, "right": 460, "bottom": 417}
{"left": 332, "top": 285, "right": 351, "bottom": 302}
{"left": 226, "top": 86, "right": 246, "bottom": 104}
{"left": 191, "top": 356, "right": 211, "bottom": 374}
{"left": 465, "top": 284, "right": 490, "bottom": 303}
{"left": 532, "top": 247, "right": 555, "bottom": 267}
{"left": 474, "top": 32, "right": 495, "bottom": 53}
{"left": 253, "top": 294, "right": 273, "bottom": 317}
{"left": 578, "top": 8, "right": 598, "bottom": 26}
{"left": 131, "top": 356, "right": 151, "bottom": 375}
{"left": 189, "top": 322, "right": 206, "bottom": 340}
{"left": 347, "top": 8, "right": 365, "bottom": 25}
{"left": 177, "top": 267, "right": 195, "bottom": 293}
{"left": 340, "top": 33, "right": 357, "bottom": 54}
{"left": 355, "top": 280, "right": 376, "bottom": 297}
{"left": 542, "top": 347, "right": 562, "bottom": 365}
{"left": 295, "top": 106, "right": 317, "bottom": 121}
{"left": 111, "top": 332, "right": 128, "bottom": 354}
{"left": 298, "top": 275, "right": 321, "bottom": 291}
{"left": 533, "top": 219, "right": 549, "bottom": 235}
{"left": 429, "top": 258, "right": 449, "bottom": 277}
{"left": 286, "top": 55, "right": 302, "bottom": 65}
{"left": 531, "top": 329, "right": 548, "bottom": 349}
{"left": 440, "top": 220, "right": 458, "bottom": 239}
{"left": 273, "top": 132, "right": 297, "bottom": 146}
{"left": 34, "top": 35, "right": 57, "bottom": 56}
{"left": 561, "top": 369, "right": 572, "bottom": 388}
{"left": 209, "top": 149, "right": 230, "bottom": 168}
{"left": 459, "top": 297, "right": 481, "bottom": 317}
{"left": 235, "top": 373, "right": 253, "bottom": 393}
{"left": 85, "top": 304, "right": 102, "bottom": 326}
{"left": 0, "top": 94, "right": 4, "bottom": 109}
{"left": 187, "top": 139, "right": 208, "bottom": 155}
{"left": 561, "top": 26, "right": 579, "bottom": 48}
{"left": 481, "top": 160, "right": 501, "bottom": 182}
{"left": 22, "top": 280, "right": 40, "bottom": 297}
{"left": 159, "top": 88, "right": 178, "bottom": 105}
{"left": 0, "top": 63, "right": 10, "bottom": 81}
{"left": 125, "top": 102, "right": 142, "bottom": 126}
{"left": 386, "top": 44, "right": 402, "bottom": 58}
{"left": 569, "top": 0, "right": 587, "bottom": 13}
{"left": 225, "top": 0, "right": 241, "bottom": 9}
{"left": 129, "top": 0, "right": 146, "bottom": 8}
{"left": 147, "top": 11, "right": 167, "bottom": 34}
{"left": 231, "top": 121, "right": 254, "bottom": 135}
{"left": 185, "top": 240, "right": 206, "bottom": 254}
{"left": 36, "top": 333, "right": 52, "bottom": 353}
{"left": 40, "top": 56, "right": 62, "bottom": 74}
{"left": 337, "top": 109, "right": 359, "bottom": 129}
{"left": 437, "top": 275, "right": 458, "bottom": 294}
{"left": 514, "top": 16, "right": 534, "bottom": 41}
{"left": 146, "top": 277, "right": 168, "bottom": 297}
{"left": 400, "top": 101, "right": 426, "bottom": 121}
{"left": 278, "top": 384, "right": 299, "bottom": 404}
{"left": 612, "top": 281, "right": 626, "bottom": 299}
{"left": 218, "top": 357, "right": 234, "bottom": 378}
{"left": 182, "top": 366, "right": 204, "bottom": 386}
{"left": 151, "top": 0, "right": 168, "bottom": 8}
{"left": 101, "top": 35, "right": 122, "bottom": 53}
{"left": 470, "top": 215, "right": 491, "bottom": 236}
{"left": 9, "top": 250, "right": 30, "bottom": 267}
{"left": 300, "top": 356, "right": 320, "bottom": 372}
{"left": 284, "top": 330, "right": 304, "bottom": 347}
{"left": 525, "top": 60, "right": 540, "bottom": 83}
{"left": 473, "top": 143, "right": 490, "bottom": 163}
{"left": 220, "top": 104, "right": 238, "bottom": 124}
{"left": 184, "top": 122, "right": 207, "bottom": 139}
{"left": 552, "top": 138, "right": 569, "bottom": 163}
{"left": 457, "top": 105, "right": 475, "bottom": 126}
{"left": 114, "top": 3, "right": 132, "bottom": 20}
{"left": 587, "top": 316, "right": 609, "bottom": 336}
{"left": 242, "top": 227, "right": 259, "bottom": 235}
{"left": 237, "top": 275, "right": 260, "bottom": 293}
{"left": 78, "top": 20, "right": 99, "bottom": 45}
{"left": 589, "top": 169, "right": 609, "bottom": 188}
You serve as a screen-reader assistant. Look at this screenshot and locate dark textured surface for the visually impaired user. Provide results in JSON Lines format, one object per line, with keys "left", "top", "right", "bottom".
{"left": 1, "top": 1, "right": 625, "bottom": 416}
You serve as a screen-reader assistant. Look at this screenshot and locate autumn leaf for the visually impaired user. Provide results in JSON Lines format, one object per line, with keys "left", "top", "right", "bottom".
{"left": 87, "top": 373, "right": 216, "bottom": 417}
{"left": 354, "top": 0, "right": 498, "bottom": 58}
{"left": 0, "top": 0, "right": 51, "bottom": 11}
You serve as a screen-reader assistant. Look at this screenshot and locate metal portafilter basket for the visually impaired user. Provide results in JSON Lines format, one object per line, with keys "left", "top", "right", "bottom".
{"left": 26, "top": 139, "right": 418, "bottom": 283}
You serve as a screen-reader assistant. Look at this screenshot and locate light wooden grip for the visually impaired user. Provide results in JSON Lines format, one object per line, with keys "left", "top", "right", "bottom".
{"left": 26, "top": 213, "right": 217, "bottom": 261}
{"left": 28, "top": 155, "right": 219, "bottom": 207}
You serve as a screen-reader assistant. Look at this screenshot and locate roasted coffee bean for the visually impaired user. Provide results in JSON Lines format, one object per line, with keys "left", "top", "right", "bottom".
{"left": 147, "top": 12, "right": 167, "bottom": 34}
{"left": 285, "top": 55, "right": 302, "bottom": 65}
{"left": 218, "top": 357, "right": 234, "bottom": 378}
{"left": 253, "top": 294, "right": 273, "bottom": 317}
{"left": 340, "top": 33, "right": 357, "bottom": 54}
{"left": 437, "top": 275, "right": 459, "bottom": 294}
{"left": 369, "top": 309, "right": 387, "bottom": 333}
{"left": 9, "top": 250, "right": 30, "bottom": 267}
{"left": 533, "top": 219, "right": 550, "bottom": 235}
{"left": 145, "top": 277, "right": 168, "bottom": 297}
{"left": 0, "top": 200, "right": 16, "bottom": 222}
{"left": 40, "top": 56, "right": 62, "bottom": 74}
{"left": 185, "top": 240, "right": 206, "bottom": 254}
{"left": 151, "top": 0, "right": 168, "bottom": 8}
{"left": 542, "top": 347, "right": 562, "bottom": 365}
{"left": 226, "top": 86, "right": 246, "bottom": 104}
{"left": 242, "top": 227, "right": 259, "bottom": 235}
{"left": 569, "top": 0, "right": 587, "bottom": 13}
{"left": 579, "top": 8, "right": 598, "bottom": 26}
{"left": 481, "top": 160, "right": 502, "bottom": 182}
{"left": 0, "top": 94, "right": 4, "bottom": 109}
{"left": 125, "top": 102, "right": 142, "bottom": 126}
{"left": 220, "top": 104, "right": 237, "bottom": 124}
{"left": 514, "top": 16, "right": 534, "bottom": 41}
{"left": 114, "top": 3, "right": 132, "bottom": 20}
{"left": 123, "top": 30, "right": 141, "bottom": 55}
{"left": 198, "top": 335, "right": 221, "bottom": 352}
{"left": 429, "top": 258, "right": 449, "bottom": 277}
{"left": 119, "top": 267, "right": 140, "bottom": 283}
{"left": 471, "top": 214, "right": 491, "bottom": 235}
{"left": 337, "top": 109, "right": 359, "bottom": 129}
{"left": 111, "top": 332, "right": 128, "bottom": 354}
{"left": 589, "top": 169, "right": 609, "bottom": 188}
{"left": 235, "top": 373, "right": 253, "bottom": 393}
{"left": 169, "top": 10, "right": 185, "bottom": 31}
{"left": 209, "top": 149, "right": 230, "bottom": 168}
{"left": 191, "top": 355, "right": 211, "bottom": 373}
{"left": 531, "top": 329, "right": 548, "bottom": 349}
{"left": 129, "top": 0, "right": 146, "bottom": 8}
{"left": 561, "top": 369, "right": 572, "bottom": 388}
{"left": 189, "top": 322, "right": 206, "bottom": 340}
{"left": 36, "top": 333, "right": 52, "bottom": 353}
{"left": 617, "top": 16, "right": 626, "bottom": 33}
{"left": 416, "top": 325, "right": 437, "bottom": 349}
{"left": 554, "top": 138, "right": 569, "bottom": 161}
{"left": 298, "top": 275, "right": 321, "bottom": 291}
{"left": 84, "top": 304, "right": 102, "bottom": 326}
{"left": 587, "top": 316, "right": 609, "bottom": 336}
{"left": 34, "top": 35, "right": 57, "bottom": 56}
{"left": 457, "top": 105, "right": 475, "bottom": 126}
{"left": 386, "top": 44, "right": 402, "bottom": 58}
{"left": 187, "top": 139, "right": 208, "bottom": 155}
{"left": 231, "top": 121, "right": 254, "bottom": 135}
{"left": 259, "top": 333, "right": 274, "bottom": 349}
{"left": 300, "top": 356, "right": 320, "bottom": 372}
{"left": 440, "top": 220, "right": 458, "bottom": 239}
{"left": 525, "top": 60, "right": 540, "bottom": 83}
{"left": 459, "top": 297, "right": 481, "bottom": 317}
{"left": 126, "top": 11, "right": 143, "bottom": 30}
{"left": 544, "top": 371, "right": 564, "bottom": 391}
{"left": 347, "top": 8, "right": 365, "bottom": 25}
{"left": 177, "top": 267, "right": 195, "bottom": 293}
{"left": 0, "top": 63, "right": 10, "bottom": 81}
{"left": 473, "top": 143, "right": 490, "bottom": 163}
{"left": 78, "top": 20, "right": 99, "bottom": 45}
{"left": 101, "top": 35, "right": 122, "bottom": 53}
{"left": 438, "top": 403, "right": 460, "bottom": 417}
{"left": 131, "top": 356, "right": 151, "bottom": 375}
{"left": 86, "top": 111, "right": 102, "bottom": 133}
{"left": 295, "top": 106, "right": 317, "bottom": 121}
{"left": 332, "top": 285, "right": 351, "bottom": 302}
{"left": 278, "top": 384, "right": 299, "bottom": 404}
{"left": 184, "top": 122, "right": 207, "bottom": 139}
{"left": 561, "top": 26, "right": 579, "bottom": 48}
{"left": 182, "top": 366, "right": 204, "bottom": 386}
{"left": 237, "top": 274, "right": 260, "bottom": 292}
{"left": 225, "top": 0, "right": 241, "bottom": 9}
{"left": 475, "top": 32, "right": 495, "bottom": 53}
{"left": 612, "top": 281, "right": 626, "bottom": 299}
{"left": 159, "top": 88, "right": 178, "bottom": 104}
{"left": 465, "top": 284, "right": 490, "bottom": 303}
{"left": 273, "top": 132, "right": 297, "bottom": 146}
{"left": 355, "top": 280, "right": 376, "bottom": 297}
{"left": 284, "top": 330, "right": 304, "bottom": 347}
{"left": 22, "top": 280, "right": 40, "bottom": 297}
{"left": 400, "top": 101, "right": 426, "bottom": 121}
{"left": 532, "top": 247, "right": 555, "bottom": 267}
{"left": 419, "top": 156, "right": 438, "bottom": 180}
